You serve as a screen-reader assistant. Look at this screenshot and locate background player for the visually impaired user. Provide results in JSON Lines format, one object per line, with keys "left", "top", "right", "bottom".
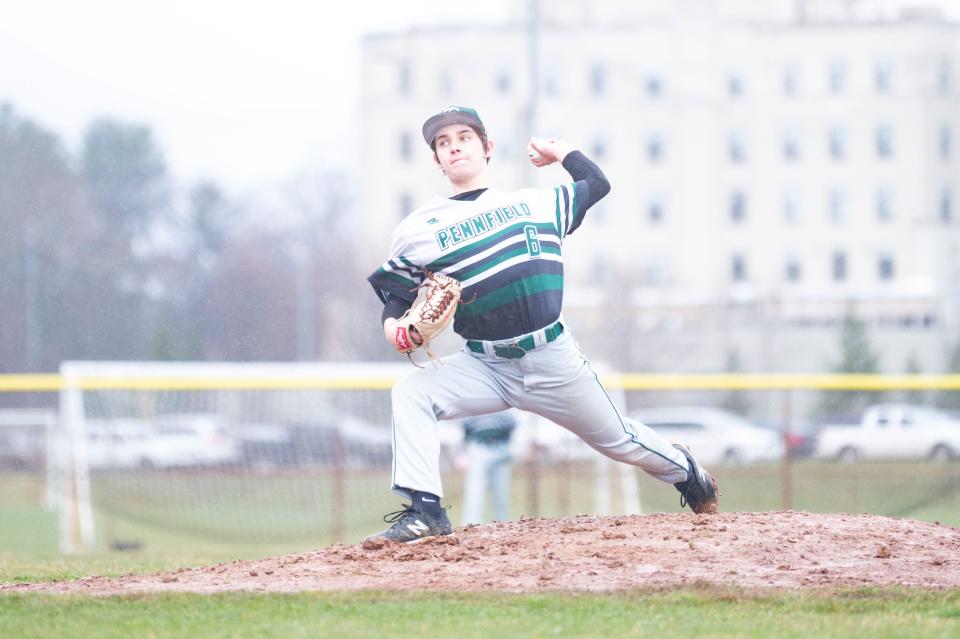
{"left": 458, "top": 411, "right": 517, "bottom": 525}
{"left": 365, "top": 106, "right": 717, "bottom": 543}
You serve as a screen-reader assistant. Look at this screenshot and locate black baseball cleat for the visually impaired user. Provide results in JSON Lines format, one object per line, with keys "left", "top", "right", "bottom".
{"left": 363, "top": 504, "right": 453, "bottom": 543}
{"left": 672, "top": 443, "right": 719, "bottom": 514}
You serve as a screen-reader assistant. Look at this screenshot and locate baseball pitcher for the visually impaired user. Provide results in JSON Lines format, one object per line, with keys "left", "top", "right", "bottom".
{"left": 365, "top": 106, "right": 718, "bottom": 543}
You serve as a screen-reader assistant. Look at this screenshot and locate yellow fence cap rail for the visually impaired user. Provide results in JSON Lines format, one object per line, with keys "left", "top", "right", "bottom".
{"left": 3, "top": 372, "right": 960, "bottom": 392}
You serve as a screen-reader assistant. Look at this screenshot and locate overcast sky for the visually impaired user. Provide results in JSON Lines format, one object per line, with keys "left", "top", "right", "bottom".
{"left": 1, "top": 0, "right": 956, "bottom": 192}
{"left": 0, "top": 0, "right": 509, "bottom": 192}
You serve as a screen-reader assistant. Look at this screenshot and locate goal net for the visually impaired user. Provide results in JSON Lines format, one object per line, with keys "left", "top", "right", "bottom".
{"left": 53, "top": 361, "right": 640, "bottom": 555}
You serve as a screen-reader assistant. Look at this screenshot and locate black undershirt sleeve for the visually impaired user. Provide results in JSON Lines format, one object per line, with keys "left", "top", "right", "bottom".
{"left": 382, "top": 296, "right": 412, "bottom": 323}
{"left": 561, "top": 150, "right": 611, "bottom": 234}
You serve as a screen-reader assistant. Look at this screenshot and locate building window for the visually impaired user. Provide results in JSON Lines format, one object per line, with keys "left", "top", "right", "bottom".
{"left": 940, "top": 125, "right": 952, "bottom": 162}
{"left": 731, "top": 254, "right": 747, "bottom": 282}
{"left": 643, "top": 258, "right": 667, "bottom": 287}
{"left": 783, "top": 66, "right": 800, "bottom": 96}
{"left": 829, "top": 188, "right": 847, "bottom": 224}
{"left": 829, "top": 61, "right": 847, "bottom": 95}
{"left": 829, "top": 127, "right": 847, "bottom": 161}
{"left": 439, "top": 69, "right": 453, "bottom": 95}
{"left": 943, "top": 189, "right": 953, "bottom": 223}
{"left": 496, "top": 68, "right": 512, "bottom": 94}
{"left": 646, "top": 134, "right": 664, "bottom": 162}
{"left": 645, "top": 74, "right": 663, "bottom": 98}
{"left": 783, "top": 192, "right": 801, "bottom": 224}
{"left": 590, "top": 64, "right": 606, "bottom": 96}
{"left": 878, "top": 254, "right": 895, "bottom": 281}
{"left": 728, "top": 73, "right": 745, "bottom": 98}
{"left": 590, "top": 199, "right": 608, "bottom": 225}
{"left": 544, "top": 67, "right": 560, "bottom": 97}
{"left": 939, "top": 59, "right": 951, "bottom": 96}
{"left": 875, "top": 62, "right": 893, "bottom": 94}
{"left": 591, "top": 134, "right": 608, "bottom": 160}
{"left": 647, "top": 195, "right": 665, "bottom": 224}
{"left": 399, "top": 192, "right": 414, "bottom": 219}
{"left": 832, "top": 251, "right": 848, "bottom": 282}
{"left": 876, "top": 126, "right": 894, "bottom": 160}
{"left": 399, "top": 132, "right": 412, "bottom": 162}
{"left": 785, "top": 256, "right": 802, "bottom": 283}
{"left": 876, "top": 188, "right": 894, "bottom": 222}
{"left": 783, "top": 131, "right": 801, "bottom": 162}
{"left": 591, "top": 254, "right": 609, "bottom": 279}
{"left": 728, "top": 131, "right": 747, "bottom": 163}
{"left": 729, "top": 191, "right": 747, "bottom": 223}
{"left": 398, "top": 61, "right": 411, "bottom": 96}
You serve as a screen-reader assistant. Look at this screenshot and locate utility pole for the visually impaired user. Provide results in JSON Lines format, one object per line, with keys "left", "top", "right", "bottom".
{"left": 524, "top": 0, "right": 540, "bottom": 186}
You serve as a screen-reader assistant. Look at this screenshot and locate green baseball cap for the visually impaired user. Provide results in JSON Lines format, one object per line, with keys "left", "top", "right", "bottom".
{"left": 422, "top": 106, "right": 486, "bottom": 146}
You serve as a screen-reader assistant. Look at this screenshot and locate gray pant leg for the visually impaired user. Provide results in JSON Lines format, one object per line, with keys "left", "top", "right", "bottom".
{"left": 391, "top": 351, "right": 509, "bottom": 499}
{"left": 511, "top": 333, "right": 690, "bottom": 484}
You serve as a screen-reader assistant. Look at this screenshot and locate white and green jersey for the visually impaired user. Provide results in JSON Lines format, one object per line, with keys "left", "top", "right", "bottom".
{"left": 369, "top": 150, "right": 610, "bottom": 341}
{"left": 369, "top": 182, "right": 584, "bottom": 341}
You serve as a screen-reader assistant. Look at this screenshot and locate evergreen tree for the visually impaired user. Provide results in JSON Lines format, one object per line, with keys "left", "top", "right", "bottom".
{"left": 937, "top": 341, "right": 960, "bottom": 412}
{"left": 720, "top": 348, "right": 752, "bottom": 416}
{"left": 818, "top": 311, "right": 883, "bottom": 418}
{"left": 902, "top": 355, "right": 926, "bottom": 406}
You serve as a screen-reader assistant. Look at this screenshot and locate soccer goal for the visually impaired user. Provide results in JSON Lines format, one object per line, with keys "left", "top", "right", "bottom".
{"left": 53, "top": 360, "right": 641, "bottom": 554}
{"left": 53, "top": 361, "right": 414, "bottom": 553}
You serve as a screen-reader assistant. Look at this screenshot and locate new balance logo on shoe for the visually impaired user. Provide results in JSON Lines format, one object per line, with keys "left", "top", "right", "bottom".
{"left": 407, "top": 519, "right": 430, "bottom": 536}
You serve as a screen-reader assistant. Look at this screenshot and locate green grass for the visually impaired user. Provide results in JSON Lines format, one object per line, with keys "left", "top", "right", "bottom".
{"left": 1, "top": 589, "right": 958, "bottom": 639}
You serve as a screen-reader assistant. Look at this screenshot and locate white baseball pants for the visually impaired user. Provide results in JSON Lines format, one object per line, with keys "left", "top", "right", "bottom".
{"left": 390, "top": 329, "right": 690, "bottom": 500}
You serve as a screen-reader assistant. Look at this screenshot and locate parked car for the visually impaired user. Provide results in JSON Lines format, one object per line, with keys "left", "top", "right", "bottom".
{"left": 749, "top": 418, "right": 819, "bottom": 460}
{"left": 233, "top": 422, "right": 299, "bottom": 471}
{"left": 0, "top": 427, "right": 44, "bottom": 470}
{"left": 85, "top": 415, "right": 240, "bottom": 470}
{"left": 815, "top": 403, "right": 960, "bottom": 462}
{"left": 233, "top": 416, "right": 392, "bottom": 470}
{"left": 629, "top": 406, "right": 784, "bottom": 465}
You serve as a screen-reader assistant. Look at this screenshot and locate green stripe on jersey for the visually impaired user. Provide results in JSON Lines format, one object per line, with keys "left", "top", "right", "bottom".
{"left": 458, "top": 244, "right": 561, "bottom": 282}
{"left": 571, "top": 182, "right": 580, "bottom": 219}
{"left": 457, "top": 274, "right": 564, "bottom": 318}
{"left": 428, "top": 221, "right": 559, "bottom": 271}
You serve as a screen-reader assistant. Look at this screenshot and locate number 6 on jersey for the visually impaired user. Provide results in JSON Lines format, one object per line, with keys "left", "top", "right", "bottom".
{"left": 523, "top": 224, "right": 541, "bottom": 258}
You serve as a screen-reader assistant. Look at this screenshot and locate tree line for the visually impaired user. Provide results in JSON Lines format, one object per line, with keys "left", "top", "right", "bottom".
{"left": 0, "top": 103, "right": 383, "bottom": 374}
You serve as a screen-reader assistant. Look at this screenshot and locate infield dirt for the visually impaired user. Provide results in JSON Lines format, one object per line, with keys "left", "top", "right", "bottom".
{"left": 4, "top": 511, "right": 960, "bottom": 595}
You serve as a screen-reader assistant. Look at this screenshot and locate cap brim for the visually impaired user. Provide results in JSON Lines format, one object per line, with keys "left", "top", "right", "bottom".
{"left": 422, "top": 112, "right": 484, "bottom": 146}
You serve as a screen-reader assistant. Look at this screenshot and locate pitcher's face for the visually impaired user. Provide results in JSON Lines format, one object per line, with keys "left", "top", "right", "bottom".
{"left": 433, "top": 125, "right": 491, "bottom": 183}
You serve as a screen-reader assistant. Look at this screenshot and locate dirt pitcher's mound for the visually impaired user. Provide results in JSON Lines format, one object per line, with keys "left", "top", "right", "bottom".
{"left": 5, "top": 511, "right": 960, "bottom": 595}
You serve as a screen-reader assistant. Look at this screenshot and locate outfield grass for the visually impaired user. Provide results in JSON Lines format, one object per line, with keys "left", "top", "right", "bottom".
{"left": 1, "top": 589, "right": 958, "bottom": 639}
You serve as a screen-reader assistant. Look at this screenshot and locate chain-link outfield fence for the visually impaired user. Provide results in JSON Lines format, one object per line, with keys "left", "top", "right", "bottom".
{"left": 1, "top": 364, "right": 959, "bottom": 557}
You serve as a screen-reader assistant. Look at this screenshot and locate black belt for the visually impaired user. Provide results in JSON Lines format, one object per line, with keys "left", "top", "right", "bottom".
{"left": 466, "top": 321, "right": 564, "bottom": 359}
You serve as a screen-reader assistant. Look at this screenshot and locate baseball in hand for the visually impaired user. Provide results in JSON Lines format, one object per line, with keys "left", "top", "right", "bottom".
{"left": 527, "top": 140, "right": 542, "bottom": 161}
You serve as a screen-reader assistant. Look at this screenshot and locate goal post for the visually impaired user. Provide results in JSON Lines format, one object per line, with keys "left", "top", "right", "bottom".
{"left": 55, "top": 361, "right": 413, "bottom": 553}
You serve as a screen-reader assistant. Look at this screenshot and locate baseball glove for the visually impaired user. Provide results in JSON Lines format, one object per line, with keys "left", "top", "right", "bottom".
{"left": 387, "top": 272, "right": 461, "bottom": 365}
